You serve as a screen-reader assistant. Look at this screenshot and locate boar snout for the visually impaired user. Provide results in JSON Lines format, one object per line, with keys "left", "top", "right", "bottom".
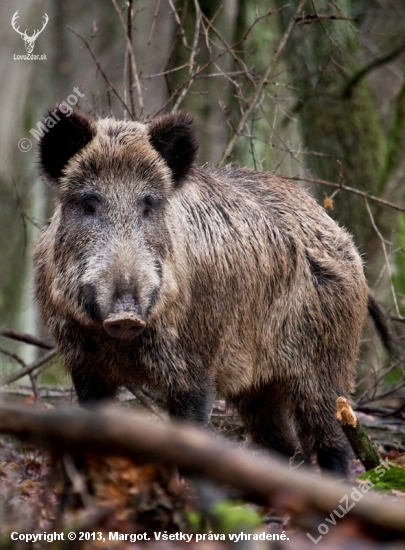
{"left": 103, "top": 294, "right": 146, "bottom": 339}
{"left": 103, "top": 312, "right": 146, "bottom": 339}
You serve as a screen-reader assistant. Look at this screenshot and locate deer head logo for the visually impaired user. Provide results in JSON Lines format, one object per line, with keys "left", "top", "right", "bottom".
{"left": 11, "top": 11, "right": 49, "bottom": 54}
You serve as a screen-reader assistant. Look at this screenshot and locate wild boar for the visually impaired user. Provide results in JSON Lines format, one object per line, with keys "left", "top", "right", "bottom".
{"left": 34, "top": 107, "right": 388, "bottom": 475}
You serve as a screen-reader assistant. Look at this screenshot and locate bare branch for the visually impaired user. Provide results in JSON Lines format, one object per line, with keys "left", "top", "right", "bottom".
{"left": 0, "top": 348, "right": 26, "bottom": 368}
{"left": 218, "top": 0, "right": 306, "bottom": 167}
{"left": 167, "top": 0, "right": 189, "bottom": 49}
{"left": 146, "top": 0, "right": 162, "bottom": 48}
{"left": 110, "top": 0, "right": 144, "bottom": 117}
{"left": 356, "top": 355, "right": 405, "bottom": 406}
{"left": 343, "top": 40, "right": 405, "bottom": 98}
{"left": 0, "top": 328, "right": 54, "bottom": 350}
{"left": 153, "top": 7, "right": 285, "bottom": 117}
{"left": 0, "top": 349, "right": 58, "bottom": 386}
{"left": 67, "top": 26, "right": 134, "bottom": 120}
{"left": 127, "top": 0, "right": 136, "bottom": 117}
{"left": 295, "top": 13, "right": 356, "bottom": 24}
{"left": 288, "top": 175, "right": 405, "bottom": 213}
{"left": 390, "top": 315, "right": 405, "bottom": 323}
{"left": 125, "top": 384, "right": 164, "bottom": 419}
{"left": 172, "top": 0, "right": 201, "bottom": 112}
{"left": 365, "top": 200, "right": 401, "bottom": 317}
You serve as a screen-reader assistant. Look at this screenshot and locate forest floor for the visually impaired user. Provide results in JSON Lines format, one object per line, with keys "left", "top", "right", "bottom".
{"left": 0, "top": 391, "right": 404, "bottom": 550}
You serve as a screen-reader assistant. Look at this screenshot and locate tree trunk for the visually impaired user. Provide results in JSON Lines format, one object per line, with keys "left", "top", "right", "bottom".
{"left": 274, "top": 0, "right": 387, "bottom": 267}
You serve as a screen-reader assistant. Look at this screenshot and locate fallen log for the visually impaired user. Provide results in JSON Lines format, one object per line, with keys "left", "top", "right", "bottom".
{"left": 0, "top": 402, "right": 403, "bottom": 537}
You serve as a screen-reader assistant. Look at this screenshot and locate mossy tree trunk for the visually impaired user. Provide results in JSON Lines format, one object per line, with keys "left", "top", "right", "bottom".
{"left": 274, "top": 0, "right": 388, "bottom": 269}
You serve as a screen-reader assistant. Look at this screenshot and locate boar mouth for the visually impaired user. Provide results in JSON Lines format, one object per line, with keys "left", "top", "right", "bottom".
{"left": 103, "top": 311, "right": 146, "bottom": 339}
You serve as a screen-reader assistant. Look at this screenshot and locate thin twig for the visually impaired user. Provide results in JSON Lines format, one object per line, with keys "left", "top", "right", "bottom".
{"left": 29, "top": 372, "right": 40, "bottom": 403}
{"left": 295, "top": 13, "right": 356, "bottom": 24}
{"left": 122, "top": 39, "right": 128, "bottom": 120}
{"left": 199, "top": 10, "right": 253, "bottom": 82}
{"left": 365, "top": 200, "right": 401, "bottom": 317}
{"left": 356, "top": 356, "right": 404, "bottom": 406}
{"left": 343, "top": 40, "right": 405, "bottom": 98}
{"left": 355, "top": 404, "right": 405, "bottom": 420}
{"left": 125, "top": 384, "right": 164, "bottom": 419}
{"left": 288, "top": 175, "right": 405, "bottom": 213}
{"left": 218, "top": 0, "right": 306, "bottom": 167}
{"left": 0, "top": 349, "right": 58, "bottom": 386}
{"left": 167, "top": 0, "right": 189, "bottom": 49}
{"left": 366, "top": 382, "right": 405, "bottom": 403}
{"left": 0, "top": 348, "right": 26, "bottom": 368}
{"left": 63, "top": 455, "right": 93, "bottom": 508}
{"left": 390, "top": 315, "right": 405, "bottom": 323}
{"left": 146, "top": 0, "right": 161, "bottom": 48}
{"left": 154, "top": 6, "right": 284, "bottom": 117}
{"left": 67, "top": 26, "right": 134, "bottom": 119}
{"left": 127, "top": 0, "right": 136, "bottom": 117}
{"left": 143, "top": 62, "right": 194, "bottom": 79}
{"left": 110, "top": 0, "right": 144, "bottom": 117}
{"left": 0, "top": 328, "right": 54, "bottom": 350}
{"left": 161, "top": 0, "right": 189, "bottom": 99}
{"left": 172, "top": 0, "right": 201, "bottom": 112}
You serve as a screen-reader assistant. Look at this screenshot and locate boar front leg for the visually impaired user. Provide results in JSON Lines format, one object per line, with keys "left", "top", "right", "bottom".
{"left": 71, "top": 361, "right": 119, "bottom": 406}
{"left": 166, "top": 387, "right": 210, "bottom": 424}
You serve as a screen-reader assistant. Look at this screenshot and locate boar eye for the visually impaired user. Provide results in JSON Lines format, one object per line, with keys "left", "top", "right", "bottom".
{"left": 142, "top": 195, "right": 158, "bottom": 218}
{"left": 82, "top": 202, "right": 99, "bottom": 217}
{"left": 79, "top": 194, "right": 100, "bottom": 217}
{"left": 84, "top": 203, "right": 96, "bottom": 215}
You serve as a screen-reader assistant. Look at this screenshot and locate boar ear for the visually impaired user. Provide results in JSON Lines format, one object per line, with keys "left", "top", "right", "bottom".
{"left": 148, "top": 112, "right": 198, "bottom": 184}
{"left": 39, "top": 108, "right": 95, "bottom": 184}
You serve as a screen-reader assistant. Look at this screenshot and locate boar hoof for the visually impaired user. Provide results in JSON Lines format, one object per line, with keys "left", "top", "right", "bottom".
{"left": 103, "top": 313, "right": 146, "bottom": 339}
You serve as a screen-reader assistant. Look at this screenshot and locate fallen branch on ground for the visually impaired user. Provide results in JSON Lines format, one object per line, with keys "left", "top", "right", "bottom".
{"left": 0, "top": 402, "right": 402, "bottom": 537}
{"left": 336, "top": 397, "right": 381, "bottom": 471}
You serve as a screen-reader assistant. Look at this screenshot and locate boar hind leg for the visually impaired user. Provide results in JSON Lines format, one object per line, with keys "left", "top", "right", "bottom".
{"left": 294, "top": 394, "right": 351, "bottom": 476}
{"left": 233, "top": 384, "right": 302, "bottom": 460}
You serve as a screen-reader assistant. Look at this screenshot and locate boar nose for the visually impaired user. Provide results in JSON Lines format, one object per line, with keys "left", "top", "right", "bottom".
{"left": 103, "top": 312, "right": 146, "bottom": 339}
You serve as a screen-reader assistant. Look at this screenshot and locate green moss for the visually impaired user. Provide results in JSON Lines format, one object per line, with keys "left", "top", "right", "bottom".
{"left": 384, "top": 367, "right": 403, "bottom": 386}
{"left": 210, "top": 501, "right": 261, "bottom": 533}
{"left": 358, "top": 465, "right": 405, "bottom": 492}
{"left": 187, "top": 501, "right": 261, "bottom": 534}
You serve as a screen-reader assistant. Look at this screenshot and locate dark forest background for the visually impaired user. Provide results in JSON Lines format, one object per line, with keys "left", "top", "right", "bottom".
{"left": 0, "top": 2, "right": 404, "bottom": 547}
{"left": 0, "top": 0, "right": 404, "bottom": 413}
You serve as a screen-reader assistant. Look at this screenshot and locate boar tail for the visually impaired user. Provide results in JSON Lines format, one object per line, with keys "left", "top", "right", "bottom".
{"left": 367, "top": 291, "right": 399, "bottom": 356}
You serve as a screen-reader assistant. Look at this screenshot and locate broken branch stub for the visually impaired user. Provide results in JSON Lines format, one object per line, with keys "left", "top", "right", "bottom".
{"left": 336, "top": 397, "right": 381, "bottom": 471}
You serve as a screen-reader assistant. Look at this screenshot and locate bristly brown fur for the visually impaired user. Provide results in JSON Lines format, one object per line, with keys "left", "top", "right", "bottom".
{"left": 34, "top": 109, "right": 377, "bottom": 476}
